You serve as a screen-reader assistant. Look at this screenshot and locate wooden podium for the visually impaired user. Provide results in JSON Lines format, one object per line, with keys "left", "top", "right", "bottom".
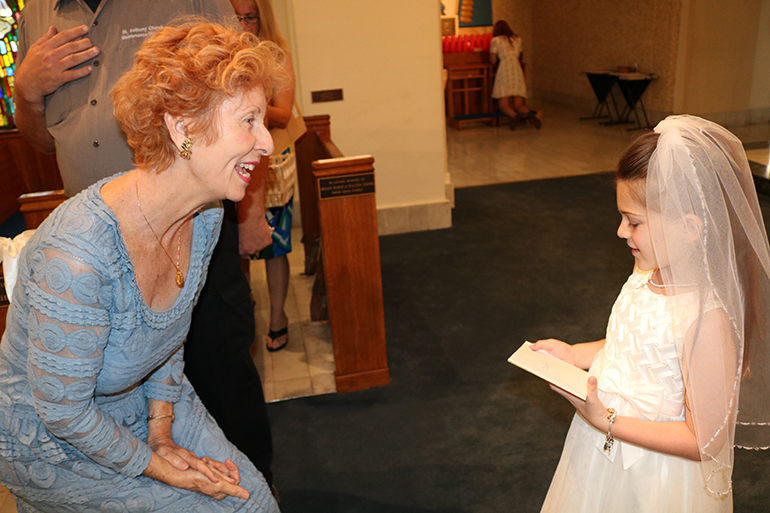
{"left": 313, "top": 156, "right": 390, "bottom": 393}
{"left": 443, "top": 52, "right": 495, "bottom": 129}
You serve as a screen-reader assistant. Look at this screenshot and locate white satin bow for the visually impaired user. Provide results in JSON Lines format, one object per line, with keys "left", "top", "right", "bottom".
{"left": 595, "top": 374, "right": 665, "bottom": 469}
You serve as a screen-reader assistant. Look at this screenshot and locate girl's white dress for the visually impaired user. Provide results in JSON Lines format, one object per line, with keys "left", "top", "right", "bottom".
{"left": 490, "top": 35, "right": 526, "bottom": 99}
{"left": 541, "top": 268, "right": 732, "bottom": 512}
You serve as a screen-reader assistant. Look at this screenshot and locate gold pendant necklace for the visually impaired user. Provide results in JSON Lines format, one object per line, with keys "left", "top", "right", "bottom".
{"left": 135, "top": 174, "right": 185, "bottom": 288}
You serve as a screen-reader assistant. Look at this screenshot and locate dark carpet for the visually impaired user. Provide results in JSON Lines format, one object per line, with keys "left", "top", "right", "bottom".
{"left": 267, "top": 172, "right": 770, "bottom": 513}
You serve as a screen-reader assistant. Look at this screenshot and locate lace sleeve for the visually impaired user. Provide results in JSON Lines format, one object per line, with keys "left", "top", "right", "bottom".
{"left": 142, "top": 346, "right": 185, "bottom": 403}
{"left": 26, "top": 246, "right": 151, "bottom": 477}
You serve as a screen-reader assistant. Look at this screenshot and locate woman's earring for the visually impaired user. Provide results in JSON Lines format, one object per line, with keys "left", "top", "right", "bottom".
{"left": 179, "top": 139, "right": 193, "bottom": 160}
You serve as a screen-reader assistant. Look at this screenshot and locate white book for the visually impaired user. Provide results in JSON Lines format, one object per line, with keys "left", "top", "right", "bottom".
{"left": 507, "top": 341, "right": 590, "bottom": 400}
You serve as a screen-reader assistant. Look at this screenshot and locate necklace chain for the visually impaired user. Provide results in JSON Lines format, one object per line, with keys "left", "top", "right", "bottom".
{"left": 135, "top": 174, "right": 185, "bottom": 288}
{"left": 648, "top": 271, "right": 697, "bottom": 288}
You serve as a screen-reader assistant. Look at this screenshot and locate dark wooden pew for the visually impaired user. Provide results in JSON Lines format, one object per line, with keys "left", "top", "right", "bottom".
{"left": 295, "top": 115, "right": 389, "bottom": 393}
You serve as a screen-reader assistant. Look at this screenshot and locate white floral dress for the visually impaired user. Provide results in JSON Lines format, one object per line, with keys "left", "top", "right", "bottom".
{"left": 541, "top": 268, "right": 731, "bottom": 512}
{"left": 490, "top": 35, "right": 526, "bottom": 99}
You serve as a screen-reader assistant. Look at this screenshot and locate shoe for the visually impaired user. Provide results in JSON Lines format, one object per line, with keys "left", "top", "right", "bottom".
{"left": 265, "top": 327, "right": 288, "bottom": 352}
{"left": 527, "top": 110, "right": 542, "bottom": 129}
{"left": 509, "top": 114, "right": 523, "bottom": 130}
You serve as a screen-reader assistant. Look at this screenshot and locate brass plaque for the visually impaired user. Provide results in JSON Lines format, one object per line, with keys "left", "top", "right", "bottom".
{"left": 319, "top": 173, "right": 375, "bottom": 200}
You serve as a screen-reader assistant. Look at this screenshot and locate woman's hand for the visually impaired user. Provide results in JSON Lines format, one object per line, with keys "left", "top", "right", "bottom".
{"left": 550, "top": 376, "right": 608, "bottom": 431}
{"left": 530, "top": 338, "right": 577, "bottom": 366}
{"left": 149, "top": 435, "right": 238, "bottom": 485}
{"left": 237, "top": 157, "right": 273, "bottom": 257}
{"left": 201, "top": 456, "right": 241, "bottom": 485}
{"left": 143, "top": 451, "right": 249, "bottom": 501}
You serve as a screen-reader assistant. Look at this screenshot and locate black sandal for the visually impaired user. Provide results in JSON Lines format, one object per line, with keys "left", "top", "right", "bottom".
{"left": 265, "top": 327, "right": 288, "bottom": 352}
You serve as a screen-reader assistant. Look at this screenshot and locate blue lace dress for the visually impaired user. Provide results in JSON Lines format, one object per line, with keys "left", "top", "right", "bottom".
{"left": 0, "top": 177, "right": 279, "bottom": 512}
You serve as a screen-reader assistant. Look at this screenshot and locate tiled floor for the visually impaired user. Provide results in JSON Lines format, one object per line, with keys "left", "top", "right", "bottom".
{"left": 447, "top": 101, "right": 770, "bottom": 187}
{"left": 248, "top": 229, "right": 336, "bottom": 403}
{"left": 447, "top": 101, "right": 642, "bottom": 187}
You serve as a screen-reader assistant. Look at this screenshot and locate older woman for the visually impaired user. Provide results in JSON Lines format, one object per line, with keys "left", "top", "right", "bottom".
{"left": 0, "top": 21, "right": 287, "bottom": 512}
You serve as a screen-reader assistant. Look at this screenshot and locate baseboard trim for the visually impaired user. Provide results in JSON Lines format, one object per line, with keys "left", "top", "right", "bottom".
{"left": 377, "top": 199, "right": 453, "bottom": 235}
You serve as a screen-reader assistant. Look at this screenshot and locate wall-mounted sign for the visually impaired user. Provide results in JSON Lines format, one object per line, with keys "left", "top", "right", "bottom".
{"left": 319, "top": 173, "right": 375, "bottom": 200}
{"left": 311, "top": 89, "right": 344, "bottom": 103}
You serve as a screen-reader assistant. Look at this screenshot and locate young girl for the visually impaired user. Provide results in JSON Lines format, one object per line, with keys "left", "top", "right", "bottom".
{"left": 532, "top": 115, "right": 770, "bottom": 511}
{"left": 489, "top": 20, "right": 540, "bottom": 130}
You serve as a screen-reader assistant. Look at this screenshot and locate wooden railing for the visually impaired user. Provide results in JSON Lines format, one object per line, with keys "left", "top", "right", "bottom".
{"left": 295, "top": 115, "right": 342, "bottom": 276}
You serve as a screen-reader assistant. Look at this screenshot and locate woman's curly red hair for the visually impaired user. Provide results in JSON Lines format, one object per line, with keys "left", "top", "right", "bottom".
{"left": 111, "top": 19, "right": 289, "bottom": 172}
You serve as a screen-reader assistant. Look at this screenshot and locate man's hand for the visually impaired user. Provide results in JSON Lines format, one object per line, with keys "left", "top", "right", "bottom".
{"left": 16, "top": 25, "right": 99, "bottom": 101}
{"left": 14, "top": 25, "right": 100, "bottom": 153}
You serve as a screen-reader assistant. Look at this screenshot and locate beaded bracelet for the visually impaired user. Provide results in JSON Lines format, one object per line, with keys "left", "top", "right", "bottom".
{"left": 147, "top": 414, "right": 175, "bottom": 423}
{"left": 603, "top": 408, "right": 617, "bottom": 452}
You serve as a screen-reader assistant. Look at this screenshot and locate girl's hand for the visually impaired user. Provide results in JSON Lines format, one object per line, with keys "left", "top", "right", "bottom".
{"left": 550, "top": 376, "right": 608, "bottom": 431}
{"left": 530, "top": 338, "right": 576, "bottom": 366}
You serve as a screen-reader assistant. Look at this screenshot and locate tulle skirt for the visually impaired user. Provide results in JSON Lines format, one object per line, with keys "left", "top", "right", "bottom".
{"left": 541, "top": 414, "right": 731, "bottom": 513}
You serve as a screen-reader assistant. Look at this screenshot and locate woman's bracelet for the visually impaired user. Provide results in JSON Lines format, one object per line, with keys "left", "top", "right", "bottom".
{"left": 603, "top": 408, "right": 617, "bottom": 452}
{"left": 147, "top": 414, "right": 175, "bottom": 423}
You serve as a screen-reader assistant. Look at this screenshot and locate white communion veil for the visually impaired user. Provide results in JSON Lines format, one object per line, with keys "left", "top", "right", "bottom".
{"left": 647, "top": 115, "right": 770, "bottom": 496}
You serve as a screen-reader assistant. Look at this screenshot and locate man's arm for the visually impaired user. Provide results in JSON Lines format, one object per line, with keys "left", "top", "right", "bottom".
{"left": 14, "top": 24, "right": 100, "bottom": 153}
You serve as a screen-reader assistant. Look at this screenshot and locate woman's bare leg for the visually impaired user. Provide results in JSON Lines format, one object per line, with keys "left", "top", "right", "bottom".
{"left": 498, "top": 96, "right": 517, "bottom": 118}
{"left": 264, "top": 255, "right": 290, "bottom": 350}
{"left": 512, "top": 96, "right": 530, "bottom": 116}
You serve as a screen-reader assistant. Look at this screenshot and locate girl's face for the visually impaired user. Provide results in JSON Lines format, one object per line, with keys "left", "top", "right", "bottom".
{"left": 616, "top": 181, "right": 659, "bottom": 271}
{"left": 233, "top": 0, "right": 261, "bottom": 36}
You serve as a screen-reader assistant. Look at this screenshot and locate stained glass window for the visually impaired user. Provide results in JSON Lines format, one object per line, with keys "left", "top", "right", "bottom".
{"left": 0, "top": 0, "right": 24, "bottom": 129}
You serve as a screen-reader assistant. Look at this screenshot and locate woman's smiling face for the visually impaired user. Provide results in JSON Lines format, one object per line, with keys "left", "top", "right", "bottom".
{"left": 186, "top": 87, "right": 273, "bottom": 203}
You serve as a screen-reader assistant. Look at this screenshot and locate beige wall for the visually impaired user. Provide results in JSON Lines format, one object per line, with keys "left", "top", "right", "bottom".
{"left": 676, "top": 0, "right": 768, "bottom": 116}
{"left": 279, "top": 0, "right": 450, "bottom": 234}
{"left": 527, "top": 0, "right": 681, "bottom": 113}
{"left": 491, "top": 0, "right": 770, "bottom": 120}
{"left": 750, "top": 0, "right": 770, "bottom": 110}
